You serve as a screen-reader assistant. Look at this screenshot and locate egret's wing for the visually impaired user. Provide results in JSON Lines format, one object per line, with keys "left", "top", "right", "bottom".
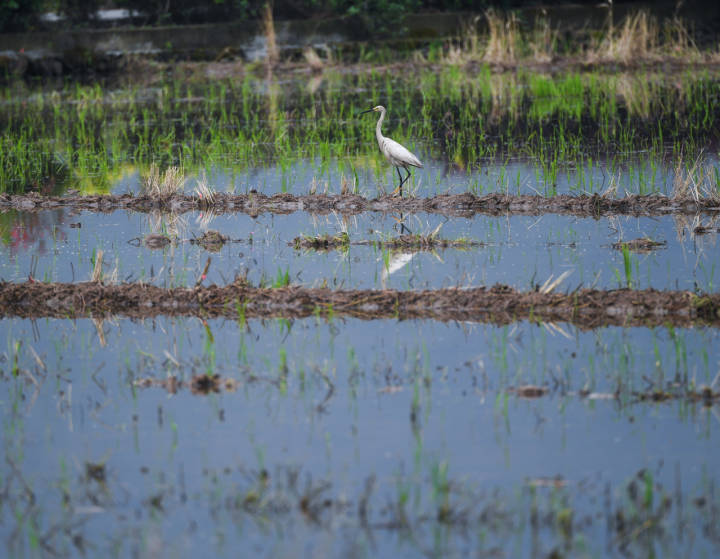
{"left": 382, "top": 137, "right": 423, "bottom": 168}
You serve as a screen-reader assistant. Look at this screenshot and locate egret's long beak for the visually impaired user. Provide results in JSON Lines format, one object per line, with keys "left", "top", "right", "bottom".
{"left": 359, "top": 108, "right": 374, "bottom": 115}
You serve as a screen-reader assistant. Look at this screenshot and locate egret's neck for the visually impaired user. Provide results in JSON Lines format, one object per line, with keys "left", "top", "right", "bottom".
{"left": 375, "top": 109, "right": 386, "bottom": 143}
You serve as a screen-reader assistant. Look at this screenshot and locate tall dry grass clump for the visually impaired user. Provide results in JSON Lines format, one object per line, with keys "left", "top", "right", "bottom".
{"left": 141, "top": 164, "right": 185, "bottom": 197}
{"left": 444, "top": 10, "right": 519, "bottom": 65}
{"left": 587, "top": 10, "right": 700, "bottom": 64}
{"left": 263, "top": 2, "right": 278, "bottom": 67}
{"left": 483, "top": 9, "right": 519, "bottom": 65}
{"left": 442, "top": 16, "right": 480, "bottom": 64}
{"left": 663, "top": 16, "right": 700, "bottom": 60}
{"left": 194, "top": 170, "right": 217, "bottom": 206}
{"left": 528, "top": 14, "right": 558, "bottom": 63}
{"left": 91, "top": 250, "right": 103, "bottom": 282}
{"left": 672, "top": 155, "right": 720, "bottom": 204}
{"left": 590, "top": 11, "right": 657, "bottom": 64}
{"left": 437, "top": 7, "right": 703, "bottom": 68}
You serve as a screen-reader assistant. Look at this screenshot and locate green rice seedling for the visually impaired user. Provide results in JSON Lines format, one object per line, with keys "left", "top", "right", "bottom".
{"left": 3, "top": 65, "right": 720, "bottom": 197}
{"left": 431, "top": 461, "right": 451, "bottom": 522}
{"left": 203, "top": 321, "right": 216, "bottom": 376}
{"left": 235, "top": 298, "right": 248, "bottom": 330}
{"left": 11, "top": 340, "right": 21, "bottom": 377}
{"left": 622, "top": 244, "right": 633, "bottom": 288}
{"left": 273, "top": 267, "right": 290, "bottom": 288}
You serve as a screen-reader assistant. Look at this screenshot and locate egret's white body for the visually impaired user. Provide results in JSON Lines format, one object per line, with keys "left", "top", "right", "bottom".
{"left": 361, "top": 105, "right": 422, "bottom": 196}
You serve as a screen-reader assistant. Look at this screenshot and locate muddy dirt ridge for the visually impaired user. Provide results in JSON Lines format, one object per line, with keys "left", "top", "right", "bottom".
{"left": 1, "top": 280, "right": 718, "bottom": 329}
{"left": 2, "top": 192, "right": 719, "bottom": 217}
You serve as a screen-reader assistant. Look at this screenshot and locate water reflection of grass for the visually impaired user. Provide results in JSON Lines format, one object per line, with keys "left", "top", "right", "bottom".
{"left": 3, "top": 453, "right": 719, "bottom": 557}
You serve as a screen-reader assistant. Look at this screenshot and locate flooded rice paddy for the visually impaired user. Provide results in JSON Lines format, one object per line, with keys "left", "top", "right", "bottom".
{"left": 1, "top": 208, "right": 718, "bottom": 292}
{"left": 1, "top": 65, "right": 720, "bottom": 557}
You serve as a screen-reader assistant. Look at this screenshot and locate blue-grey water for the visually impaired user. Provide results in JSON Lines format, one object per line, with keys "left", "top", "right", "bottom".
{"left": 1, "top": 160, "right": 720, "bottom": 557}
{"left": 1, "top": 313, "right": 719, "bottom": 557}
{"left": 1, "top": 207, "right": 717, "bottom": 292}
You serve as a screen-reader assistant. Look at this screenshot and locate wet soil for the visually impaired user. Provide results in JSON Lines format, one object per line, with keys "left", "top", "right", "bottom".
{"left": 134, "top": 374, "right": 240, "bottom": 394}
{"left": 291, "top": 233, "right": 479, "bottom": 251}
{"left": 612, "top": 237, "right": 667, "bottom": 252}
{"left": 137, "top": 376, "right": 720, "bottom": 406}
{"left": 1, "top": 280, "right": 718, "bottom": 328}
{"left": 2, "top": 192, "right": 719, "bottom": 218}
{"left": 508, "top": 384, "right": 720, "bottom": 406}
{"left": 189, "top": 230, "right": 230, "bottom": 252}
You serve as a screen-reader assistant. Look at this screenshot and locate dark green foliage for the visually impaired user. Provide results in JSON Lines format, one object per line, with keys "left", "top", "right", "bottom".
{"left": 0, "top": 0, "right": 44, "bottom": 32}
{"left": 115, "top": 0, "right": 259, "bottom": 25}
{"left": 0, "top": 0, "right": 613, "bottom": 32}
{"left": 57, "top": 0, "right": 102, "bottom": 24}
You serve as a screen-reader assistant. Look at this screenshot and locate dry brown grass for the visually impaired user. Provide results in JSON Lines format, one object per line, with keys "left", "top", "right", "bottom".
{"left": 91, "top": 249, "right": 103, "bottom": 282}
{"left": 141, "top": 164, "right": 185, "bottom": 197}
{"left": 443, "top": 8, "right": 703, "bottom": 68}
{"left": 443, "top": 16, "right": 480, "bottom": 64}
{"left": 483, "top": 9, "right": 519, "bottom": 65}
{"left": 671, "top": 150, "right": 720, "bottom": 209}
{"left": 610, "top": 11, "right": 656, "bottom": 62}
{"left": 443, "top": 10, "right": 519, "bottom": 65}
{"left": 527, "top": 13, "right": 558, "bottom": 64}
{"left": 263, "top": 2, "right": 278, "bottom": 67}
{"left": 194, "top": 170, "right": 217, "bottom": 206}
{"left": 663, "top": 16, "right": 700, "bottom": 60}
{"left": 587, "top": 11, "right": 701, "bottom": 64}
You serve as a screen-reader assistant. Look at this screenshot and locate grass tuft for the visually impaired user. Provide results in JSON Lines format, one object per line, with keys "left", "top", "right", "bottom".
{"left": 141, "top": 164, "right": 185, "bottom": 198}
{"left": 194, "top": 170, "right": 217, "bottom": 205}
{"left": 483, "top": 9, "right": 519, "bottom": 65}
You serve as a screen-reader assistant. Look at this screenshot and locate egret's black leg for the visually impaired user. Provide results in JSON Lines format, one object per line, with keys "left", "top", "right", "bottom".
{"left": 395, "top": 167, "right": 404, "bottom": 197}
{"left": 400, "top": 167, "right": 411, "bottom": 197}
{"left": 397, "top": 167, "right": 409, "bottom": 197}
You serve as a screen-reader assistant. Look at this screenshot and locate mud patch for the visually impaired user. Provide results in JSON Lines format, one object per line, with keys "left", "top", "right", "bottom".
{"left": 143, "top": 234, "right": 172, "bottom": 249}
{"left": 633, "top": 386, "right": 719, "bottom": 406}
{"left": 291, "top": 233, "right": 479, "bottom": 251}
{"left": 292, "top": 232, "right": 350, "bottom": 251}
{"left": 1, "top": 281, "right": 719, "bottom": 328}
{"left": 612, "top": 237, "right": 667, "bottom": 252}
{"left": 190, "top": 230, "right": 230, "bottom": 252}
{"left": 508, "top": 385, "right": 550, "bottom": 398}
{"left": 2, "top": 192, "right": 719, "bottom": 217}
{"left": 135, "top": 375, "right": 240, "bottom": 394}
{"left": 507, "top": 385, "right": 720, "bottom": 406}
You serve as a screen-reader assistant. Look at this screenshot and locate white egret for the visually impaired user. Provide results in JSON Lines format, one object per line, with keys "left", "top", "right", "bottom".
{"left": 360, "top": 105, "right": 423, "bottom": 197}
